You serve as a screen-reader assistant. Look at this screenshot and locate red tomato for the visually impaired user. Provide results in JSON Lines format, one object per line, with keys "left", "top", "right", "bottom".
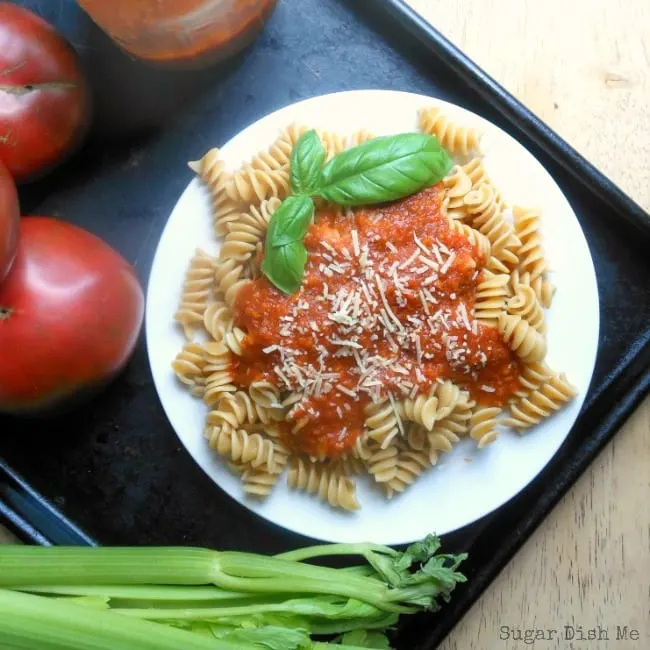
{"left": 0, "top": 3, "right": 91, "bottom": 184}
{"left": 0, "top": 217, "right": 144, "bottom": 415}
{"left": 0, "top": 159, "right": 18, "bottom": 282}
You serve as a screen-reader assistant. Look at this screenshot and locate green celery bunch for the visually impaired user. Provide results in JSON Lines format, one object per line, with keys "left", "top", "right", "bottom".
{"left": 0, "top": 534, "right": 467, "bottom": 650}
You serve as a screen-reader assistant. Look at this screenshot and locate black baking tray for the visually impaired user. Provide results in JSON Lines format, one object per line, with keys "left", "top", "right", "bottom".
{"left": 2, "top": 0, "right": 650, "bottom": 648}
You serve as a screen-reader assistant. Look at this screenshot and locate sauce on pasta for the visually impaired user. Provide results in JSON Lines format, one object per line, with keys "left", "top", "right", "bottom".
{"left": 233, "top": 184, "right": 522, "bottom": 459}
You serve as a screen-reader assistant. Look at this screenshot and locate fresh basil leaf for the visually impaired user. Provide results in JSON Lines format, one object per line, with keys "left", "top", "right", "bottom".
{"left": 261, "top": 240, "right": 308, "bottom": 295}
{"left": 318, "top": 133, "right": 452, "bottom": 206}
{"left": 266, "top": 195, "right": 314, "bottom": 249}
{"left": 291, "top": 129, "right": 327, "bottom": 194}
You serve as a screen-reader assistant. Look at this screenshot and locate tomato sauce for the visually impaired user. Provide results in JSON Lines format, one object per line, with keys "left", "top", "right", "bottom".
{"left": 77, "top": 0, "right": 278, "bottom": 65}
{"left": 234, "top": 184, "right": 522, "bottom": 458}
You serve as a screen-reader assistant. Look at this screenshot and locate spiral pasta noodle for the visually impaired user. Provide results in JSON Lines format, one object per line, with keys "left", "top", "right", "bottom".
{"left": 203, "top": 301, "right": 234, "bottom": 342}
{"left": 189, "top": 148, "right": 242, "bottom": 237}
{"left": 430, "top": 380, "right": 462, "bottom": 420}
{"left": 469, "top": 406, "right": 502, "bottom": 448}
{"left": 249, "top": 380, "right": 282, "bottom": 409}
{"left": 449, "top": 219, "right": 491, "bottom": 261}
{"left": 214, "top": 257, "right": 251, "bottom": 308}
{"left": 206, "top": 427, "right": 277, "bottom": 471}
{"left": 208, "top": 390, "right": 283, "bottom": 429}
{"left": 346, "top": 129, "right": 376, "bottom": 148}
{"left": 201, "top": 342, "right": 237, "bottom": 406}
{"left": 229, "top": 198, "right": 281, "bottom": 242}
{"left": 173, "top": 249, "right": 215, "bottom": 340}
{"left": 514, "top": 362, "right": 554, "bottom": 399}
{"left": 497, "top": 313, "right": 547, "bottom": 363}
{"left": 226, "top": 166, "right": 292, "bottom": 206}
{"left": 461, "top": 157, "right": 490, "bottom": 189}
{"left": 365, "top": 440, "right": 399, "bottom": 484}
{"left": 223, "top": 327, "right": 247, "bottom": 356}
{"left": 171, "top": 342, "right": 207, "bottom": 394}
{"left": 384, "top": 444, "right": 432, "bottom": 498}
{"left": 464, "top": 183, "right": 520, "bottom": 268}
{"left": 433, "top": 399, "right": 474, "bottom": 439}
{"left": 249, "top": 123, "right": 308, "bottom": 172}
{"left": 513, "top": 206, "right": 548, "bottom": 282}
{"left": 510, "top": 267, "right": 556, "bottom": 309}
{"left": 442, "top": 165, "right": 473, "bottom": 221}
{"left": 506, "top": 284, "right": 545, "bottom": 333}
{"left": 474, "top": 271, "right": 510, "bottom": 327}
{"left": 405, "top": 422, "right": 427, "bottom": 451}
{"left": 418, "top": 106, "right": 481, "bottom": 157}
{"left": 504, "top": 373, "right": 578, "bottom": 431}
{"left": 238, "top": 440, "right": 290, "bottom": 497}
{"left": 398, "top": 394, "right": 440, "bottom": 431}
{"left": 288, "top": 457, "right": 360, "bottom": 511}
{"left": 315, "top": 128, "right": 348, "bottom": 160}
{"left": 364, "top": 399, "right": 401, "bottom": 449}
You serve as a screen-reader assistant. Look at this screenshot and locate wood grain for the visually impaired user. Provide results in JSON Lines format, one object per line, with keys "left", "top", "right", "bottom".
{"left": 404, "top": 1, "right": 650, "bottom": 648}
{"left": 2, "top": 2, "right": 649, "bottom": 649}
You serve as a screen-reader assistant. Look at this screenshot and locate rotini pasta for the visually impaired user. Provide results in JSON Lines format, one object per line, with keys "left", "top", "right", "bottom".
{"left": 203, "top": 301, "right": 234, "bottom": 341}
{"left": 497, "top": 313, "right": 547, "bottom": 363}
{"left": 418, "top": 106, "right": 481, "bottom": 157}
{"left": 442, "top": 165, "right": 472, "bottom": 221}
{"left": 469, "top": 406, "right": 502, "bottom": 448}
{"left": 513, "top": 206, "right": 548, "bottom": 282}
{"left": 173, "top": 249, "right": 215, "bottom": 340}
{"left": 206, "top": 427, "right": 277, "bottom": 471}
{"left": 364, "top": 399, "right": 401, "bottom": 449}
{"left": 171, "top": 342, "right": 208, "bottom": 396}
{"left": 384, "top": 444, "right": 432, "bottom": 498}
{"left": 347, "top": 129, "right": 376, "bottom": 148}
{"left": 506, "top": 284, "right": 545, "bottom": 333}
{"left": 449, "top": 219, "right": 491, "bottom": 261}
{"left": 474, "top": 271, "right": 510, "bottom": 327}
{"left": 504, "top": 373, "right": 578, "bottom": 431}
{"left": 398, "top": 394, "right": 440, "bottom": 431}
{"left": 249, "top": 123, "right": 308, "bottom": 172}
{"left": 510, "top": 267, "right": 556, "bottom": 309}
{"left": 171, "top": 105, "right": 578, "bottom": 510}
{"left": 464, "top": 183, "right": 520, "bottom": 268}
{"left": 214, "top": 257, "right": 251, "bottom": 308}
{"left": 288, "top": 457, "right": 360, "bottom": 511}
{"left": 365, "top": 440, "right": 399, "bottom": 484}
{"left": 188, "top": 149, "right": 241, "bottom": 236}
{"left": 513, "top": 362, "right": 554, "bottom": 399}
{"left": 316, "top": 128, "right": 347, "bottom": 160}
{"left": 226, "top": 166, "right": 291, "bottom": 206}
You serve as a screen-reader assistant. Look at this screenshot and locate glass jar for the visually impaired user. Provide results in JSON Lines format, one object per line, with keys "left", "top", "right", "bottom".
{"left": 76, "top": 0, "right": 278, "bottom": 67}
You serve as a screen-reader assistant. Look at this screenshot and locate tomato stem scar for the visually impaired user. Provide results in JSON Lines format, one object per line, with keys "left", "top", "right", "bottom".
{"left": 0, "top": 306, "right": 13, "bottom": 320}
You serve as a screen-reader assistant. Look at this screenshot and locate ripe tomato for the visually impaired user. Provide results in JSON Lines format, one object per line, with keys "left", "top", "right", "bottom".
{"left": 0, "top": 217, "right": 144, "bottom": 415}
{"left": 0, "top": 3, "right": 91, "bottom": 184}
{"left": 0, "top": 159, "right": 18, "bottom": 282}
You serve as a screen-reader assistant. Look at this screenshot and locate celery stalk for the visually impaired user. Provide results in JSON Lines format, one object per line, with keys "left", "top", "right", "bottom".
{"left": 0, "top": 588, "right": 259, "bottom": 650}
{"left": 0, "top": 547, "right": 218, "bottom": 587}
{"left": 12, "top": 584, "right": 258, "bottom": 602}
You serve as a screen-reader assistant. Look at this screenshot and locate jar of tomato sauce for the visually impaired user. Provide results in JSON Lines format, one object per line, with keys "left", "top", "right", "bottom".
{"left": 76, "top": 0, "right": 278, "bottom": 67}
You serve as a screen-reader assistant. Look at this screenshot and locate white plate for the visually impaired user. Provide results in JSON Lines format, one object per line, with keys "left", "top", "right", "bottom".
{"left": 145, "top": 90, "right": 599, "bottom": 545}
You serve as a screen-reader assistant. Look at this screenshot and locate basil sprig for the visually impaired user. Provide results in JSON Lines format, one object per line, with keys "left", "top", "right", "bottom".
{"left": 261, "top": 196, "right": 313, "bottom": 294}
{"left": 261, "top": 130, "right": 452, "bottom": 295}
{"left": 317, "top": 133, "right": 452, "bottom": 206}
{"left": 290, "top": 129, "right": 326, "bottom": 195}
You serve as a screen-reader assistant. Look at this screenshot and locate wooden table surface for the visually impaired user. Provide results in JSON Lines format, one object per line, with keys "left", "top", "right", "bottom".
{"left": 2, "top": 0, "right": 649, "bottom": 648}
{"left": 405, "top": 1, "right": 650, "bottom": 648}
